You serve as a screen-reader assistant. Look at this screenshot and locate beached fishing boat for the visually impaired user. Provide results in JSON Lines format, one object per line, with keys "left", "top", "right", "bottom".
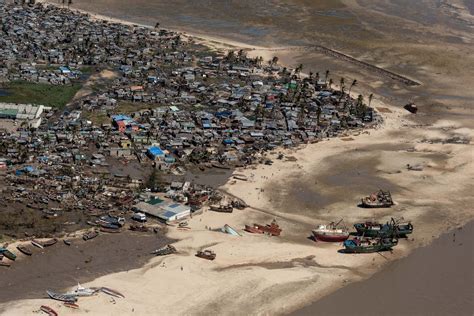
{"left": 221, "top": 224, "right": 241, "bottom": 236}
{"left": 40, "top": 305, "right": 58, "bottom": 316}
{"left": 83, "top": 231, "right": 99, "bottom": 241}
{"left": 42, "top": 238, "right": 58, "bottom": 247}
{"left": 233, "top": 174, "right": 248, "bottom": 181}
{"left": 67, "top": 283, "right": 97, "bottom": 297}
{"left": 343, "top": 237, "right": 398, "bottom": 253}
{"left": 100, "top": 287, "right": 125, "bottom": 298}
{"left": 16, "top": 245, "right": 32, "bottom": 256}
{"left": 64, "top": 302, "right": 79, "bottom": 309}
{"left": 46, "top": 290, "right": 78, "bottom": 303}
{"left": 254, "top": 220, "right": 282, "bottom": 236}
{"left": 63, "top": 239, "right": 72, "bottom": 246}
{"left": 31, "top": 240, "right": 44, "bottom": 249}
{"left": 354, "top": 218, "right": 413, "bottom": 238}
{"left": 312, "top": 220, "right": 349, "bottom": 242}
{"left": 0, "top": 248, "right": 16, "bottom": 261}
{"left": 360, "top": 190, "right": 394, "bottom": 208}
{"left": 129, "top": 224, "right": 148, "bottom": 232}
{"left": 244, "top": 224, "right": 264, "bottom": 234}
{"left": 100, "top": 227, "right": 121, "bottom": 233}
{"left": 151, "top": 244, "right": 177, "bottom": 256}
{"left": 209, "top": 205, "right": 233, "bottom": 213}
{"left": 196, "top": 249, "right": 216, "bottom": 260}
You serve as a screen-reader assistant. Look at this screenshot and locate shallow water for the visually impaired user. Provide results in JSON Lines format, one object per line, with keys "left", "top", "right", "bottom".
{"left": 293, "top": 221, "right": 474, "bottom": 316}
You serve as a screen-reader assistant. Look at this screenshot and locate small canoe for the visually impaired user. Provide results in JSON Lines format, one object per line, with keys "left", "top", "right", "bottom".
{"left": 100, "top": 287, "right": 125, "bottom": 298}
{"left": 151, "top": 244, "right": 177, "bottom": 256}
{"left": 31, "top": 240, "right": 44, "bottom": 249}
{"left": 40, "top": 305, "right": 58, "bottom": 316}
{"left": 1, "top": 249, "right": 16, "bottom": 261}
{"left": 63, "top": 239, "right": 72, "bottom": 246}
{"left": 42, "top": 238, "right": 58, "bottom": 247}
{"left": 17, "top": 245, "right": 33, "bottom": 256}
{"left": 196, "top": 250, "right": 216, "bottom": 261}
{"left": 83, "top": 231, "right": 99, "bottom": 241}
{"left": 46, "top": 290, "right": 78, "bottom": 303}
{"left": 64, "top": 302, "right": 79, "bottom": 309}
{"left": 100, "top": 227, "right": 121, "bottom": 233}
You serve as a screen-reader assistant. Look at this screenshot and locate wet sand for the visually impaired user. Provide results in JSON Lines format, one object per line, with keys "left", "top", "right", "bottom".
{"left": 294, "top": 221, "right": 474, "bottom": 316}
{"left": 0, "top": 230, "right": 172, "bottom": 305}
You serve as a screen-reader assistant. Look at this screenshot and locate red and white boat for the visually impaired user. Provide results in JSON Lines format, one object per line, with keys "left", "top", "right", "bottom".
{"left": 312, "top": 221, "right": 349, "bottom": 242}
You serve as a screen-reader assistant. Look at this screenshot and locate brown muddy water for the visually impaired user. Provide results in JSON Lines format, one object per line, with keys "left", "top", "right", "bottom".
{"left": 293, "top": 220, "right": 474, "bottom": 316}
{"left": 0, "top": 231, "right": 173, "bottom": 304}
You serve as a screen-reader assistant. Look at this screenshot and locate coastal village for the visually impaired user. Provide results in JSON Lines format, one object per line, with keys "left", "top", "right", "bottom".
{"left": 0, "top": 2, "right": 417, "bottom": 314}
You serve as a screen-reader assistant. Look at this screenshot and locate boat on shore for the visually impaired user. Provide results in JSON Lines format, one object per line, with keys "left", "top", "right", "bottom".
{"left": 254, "top": 220, "right": 282, "bottom": 236}
{"left": 354, "top": 218, "right": 413, "bottom": 237}
{"left": 40, "top": 305, "right": 58, "bottom": 316}
{"left": 83, "top": 230, "right": 99, "bottom": 241}
{"left": 151, "top": 244, "right": 177, "bottom": 256}
{"left": 360, "top": 190, "right": 394, "bottom": 208}
{"left": 312, "top": 220, "right": 349, "bottom": 242}
{"left": 100, "top": 287, "right": 125, "bottom": 298}
{"left": 209, "top": 205, "right": 233, "bottom": 213}
{"left": 129, "top": 224, "right": 148, "bottom": 232}
{"left": 16, "top": 245, "right": 33, "bottom": 256}
{"left": 64, "top": 302, "right": 79, "bottom": 309}
{"left": 196, "top": 249, "right": 216, "bottom": 260}
{"left": 42, "top": 238, "right": 58, "bottom": 247}
{"left": 0, "top": 248, "right": 16, "bottom": 261}
{"left": 63, "top": 239, "right": 72, "bottom": 246}
{"left": 244, "top": 224, "right": 264, "bottom": 234}
{"left": 46, "top": 290, "right": 78, "bottom": 303}
{"left": 100, "top": 227, "right": 121, "bottom": 233}
{"left": 343, "top": 237, "right": 398, "bottom": 253}
{"left": 31, "top": 240, "right": 44, "bottom": 249}
{"left": 67, "top": 283, "right": 97, "bottom": 297}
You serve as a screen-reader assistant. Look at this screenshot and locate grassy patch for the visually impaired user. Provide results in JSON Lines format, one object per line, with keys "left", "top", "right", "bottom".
{"left": 82, "top": 110, "right": 110, "bottom": 126}
{"left": 0, "top": 81, "right": 82, "bottom": 108}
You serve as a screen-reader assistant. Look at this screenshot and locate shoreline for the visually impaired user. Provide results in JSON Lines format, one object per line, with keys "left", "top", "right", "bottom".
{"left": 1, "top": 2, "right": 473, "bottom": 315}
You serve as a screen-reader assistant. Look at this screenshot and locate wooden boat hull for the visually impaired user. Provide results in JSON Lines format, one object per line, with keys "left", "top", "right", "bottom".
{"left": 100, "top": 227, "right": 121, "bottom": 233}
{"left": 17, "top": 246, "right": 32, "bottom": 256}
{"left": 1, "top": 249, "right": 16, "bottom": 261}
{"left": 46, "top": 290, "right": 78, "bottom": 303}
{"left": 40, "top": 305, "right": 58, "bottom": 316}
{"left": 244, "top": 225, "right": 264, "bottom": 234}
{"left": 100, "top": 287, "right": 125, "bottom": 298}
{"left": 42, "top": 238, "right": 58, "bottom": 247}
{"left": 343, "top": 239, "right": 397, "bottom": 253}
{"left": 312, "top": 231, "right": 349, "bottom": 242}
{"left": 31, "top": 240, "right": 44, "bottom": 249}
{"left": 196, "top": 251, "right": 216, "bottom": 260}
{"left": 83, "top": 231, "right": 99, "bottom": 241}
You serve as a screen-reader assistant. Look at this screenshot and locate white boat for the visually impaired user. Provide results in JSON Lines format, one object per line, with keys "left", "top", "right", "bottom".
{"left": 67, "top": 283, "right": 97, "bottom": 297}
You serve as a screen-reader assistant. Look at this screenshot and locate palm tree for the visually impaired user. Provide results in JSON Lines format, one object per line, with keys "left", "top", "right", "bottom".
{"left": 339, "top": 77, "right": 345, "bottom": 92}
{"left": 226, "top": 50, "right": 235, "bottom": 62}
{"left": 295, "top": 64, "right": 303, "bottom": 76}
{"left": 271, "top": 56, "right": 279, "bottom": 66}
{"left": 155, "top": 22, "right": 160, "bottom": 29}
{"left": 348, "top": 79, "right": 357, "bottom": 96}
{"left": 368, "top": 93, "right": 374, "bottom": 108}
{"left": 325, "top": 70, "right": 330, "bottom": 83}
{"left": 356, "top": 94, "right": 364, "bottom": 115}
{"left": 328, "top": 78, "right": 333, "bottom": 90}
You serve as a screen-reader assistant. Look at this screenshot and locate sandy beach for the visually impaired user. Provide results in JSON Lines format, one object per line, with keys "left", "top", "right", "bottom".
{"left": 1, "top": 1, "right": 473, "bottom": 315}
